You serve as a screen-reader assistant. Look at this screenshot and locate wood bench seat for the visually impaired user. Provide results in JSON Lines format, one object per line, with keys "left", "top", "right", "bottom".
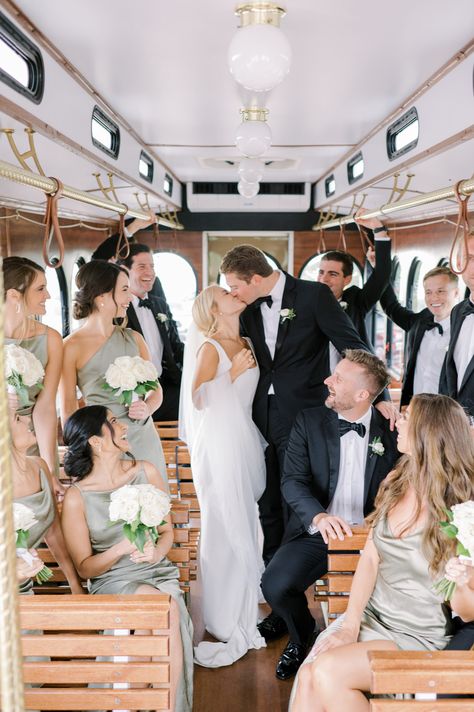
{"left": 20, "top": 594, "right": 173, "bottom": 711}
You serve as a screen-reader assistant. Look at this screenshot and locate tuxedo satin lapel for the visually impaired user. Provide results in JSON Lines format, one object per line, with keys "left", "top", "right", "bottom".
{"left": 274, "top": 276, "right": 297, "bottom": 359}
{"left": 448, "top": 307, "right": 465, "bottom": 361}
{"left": 126, "top": 305, "right": 143, "bottom": 336}
{"left": 323, "top": 413, "right": 340, "bottom": 500}
{"left": 460, "top": 354, "right": 474, "bottom": 393}
{"left": 364, "top": 411, "right": 383, "bottom": 503}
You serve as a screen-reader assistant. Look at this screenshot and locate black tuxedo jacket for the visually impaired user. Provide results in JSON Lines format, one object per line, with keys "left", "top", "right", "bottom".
{"left": 440, "top": 299, "right": 474, "bottom": 417}
{"left": 381, "top": 284, "right": 444, "bottom": 406}
{"left": 240, "top": 273, "right": 369, "bottom": 436}
{"left": 342, "top": 238, "right": 392, "bottom": 348}
{"left": 127, "top": 294, "right": 183, "bottom": 384}
{"left": 281, "top": 406, "right": 399, "bottom": 542}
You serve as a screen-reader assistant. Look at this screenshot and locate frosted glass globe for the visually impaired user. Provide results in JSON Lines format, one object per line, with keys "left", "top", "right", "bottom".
{"left": 238, "top": 180, "right": 260, "bottom": 198}
{"left": 238, "top": 158, "right": 264, "bottom": 183}
{"left": 235, "top": 120, "right": 272, "bottom": 158}
{"left": 228, "top": 24, "right": 292, "bottom": 92}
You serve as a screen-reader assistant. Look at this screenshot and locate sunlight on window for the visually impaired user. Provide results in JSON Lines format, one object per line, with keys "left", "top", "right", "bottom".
{"left": 152, "top": 252, "right": 197, "bottom": 339}
{"left": 91, "top": 117, "right": 113, "bottom": 150}
{"left": 42, "top": 266, "right": 63, "bottom": 335}
{"left": 0, "top": 37, "right": 29, "bottom": 86}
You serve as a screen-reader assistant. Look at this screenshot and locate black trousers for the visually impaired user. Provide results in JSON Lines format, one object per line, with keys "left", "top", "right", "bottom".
{"left": 152, "top": 380, "right": 181, "bottom": 422}
{"left": 258, "top": 396, "right": 293, "bottom": 565}
{"left": 261, "top": 532, "right": 328, "bottom": 645}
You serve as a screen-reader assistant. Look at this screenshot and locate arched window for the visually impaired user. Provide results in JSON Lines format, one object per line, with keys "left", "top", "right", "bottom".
{"left": 386, "top": 258, "right": 404, "bottom": 378}
{"left": 299, "top": 252, "right": 363, "bottom": 288}
{"left": 42, "top": 261, "right": 68, "bottom": 336}
{"left": 152, "top": 252, "right": 197, "bottom": 339}
{"left": 70, "top": 257, "right": 86, "bottom": 333}
{"left": 407, "top": 258, "right": 423, "bottom": 312}
{"left": 219, "top": 252, "right": 280, "bottom": 289}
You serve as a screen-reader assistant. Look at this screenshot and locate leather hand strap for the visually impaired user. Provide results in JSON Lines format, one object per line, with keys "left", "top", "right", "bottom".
{"left": 114, "top": 213, "right": 130, "bottom": 261}
{"left": 449, "top": 180, "right": 472, "bottom": 275}
{"left": 43, "top": 177, "right": 65, "bottom": 268}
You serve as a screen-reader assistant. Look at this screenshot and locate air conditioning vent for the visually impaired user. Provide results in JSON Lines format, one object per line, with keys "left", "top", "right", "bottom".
{"left": 187, "top": 182, "right": 311, "bottom": 212}
{"left": 192, "top": 182, "right": 306, "bottom": 195}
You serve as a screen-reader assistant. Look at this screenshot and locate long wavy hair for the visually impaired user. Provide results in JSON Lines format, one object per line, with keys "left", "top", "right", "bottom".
{"left": 3, "top": 256, "right": 45, "bottom": 340}
{"left": 366, "top": 394, "right": 474, "bottom": 575}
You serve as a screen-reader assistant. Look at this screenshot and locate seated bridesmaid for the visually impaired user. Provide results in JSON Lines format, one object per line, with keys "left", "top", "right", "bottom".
{"left": 61, "top": 405, "right": 193, "bottom": 712}
{"left": 10, "top": 409, "right": 83, "bottom": 595}
{"left": 290, "top": 394, "right": 474, "bottom": 712}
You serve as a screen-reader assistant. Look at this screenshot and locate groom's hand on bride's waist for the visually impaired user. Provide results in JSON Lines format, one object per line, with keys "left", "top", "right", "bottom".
{"left": 312, "top": 513, "right": 353, "bottom": 544}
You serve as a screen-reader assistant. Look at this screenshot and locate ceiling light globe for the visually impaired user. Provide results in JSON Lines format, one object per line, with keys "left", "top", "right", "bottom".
{"left": 238, "top": 158, "right": 264, "bottom": 183}
{"left": 228, "top": 24, "right": 292, "bottom": 92}
{"left": 235, "top": 120, "right": 272, "bottom": 158}
{"left": 238, "top": 180, "right": 260, "bottom": 198}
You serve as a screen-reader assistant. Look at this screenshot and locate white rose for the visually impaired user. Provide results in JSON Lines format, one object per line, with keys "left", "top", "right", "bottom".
{"left": 452, "top": 501, "right": 474, "bottom": 556}
{"left": 280, "top": 309, "right": 290, "bottom": 318}
{"left": 109, "top": 485, "right": 140, "bottom": 524}
{"left": 5, "top": 345, "right": 44, "bottom": 386}
{"left": 104, "top": 363, "right": 123, "bottom": 390}
{"left": 131, "top": 357, "right": 150, "bottom": 383}
{"left": 142, "top": 360, "right": 158, "bottom": 381}
{"left": 119, "top": 372, "right": 138, "bottom": 392}
{"left": 13, "top": 503, "right": 37, "bottom": 532}
{"left": 113, "top": 356, "right": 135, "bottom": 372}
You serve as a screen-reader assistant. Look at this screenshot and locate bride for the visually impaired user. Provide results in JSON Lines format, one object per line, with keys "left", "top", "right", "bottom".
{"left": 180, "top": 284, "right": 267, "bottom": 667}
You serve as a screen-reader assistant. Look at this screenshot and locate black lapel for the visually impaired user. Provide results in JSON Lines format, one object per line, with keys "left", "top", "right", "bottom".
{"left": 274, "top": 274, "right": 297, "bottom": 359}
{"left": 241, "top": 308, "right": 273, "bottom": 365}
{"left": 460, "top": 355, "right": 474, "bottom": 393}
{"left": 363, "top": 408, "right": 383, "bottom": 503}
{"left": 447, "top": 304, "right": 466, "bottom": 362}
{"left": 322, "top": 411, "right": 340, "bottom": 501}
{"left": 127, "top": 304, "right": 143, "bottom": 336}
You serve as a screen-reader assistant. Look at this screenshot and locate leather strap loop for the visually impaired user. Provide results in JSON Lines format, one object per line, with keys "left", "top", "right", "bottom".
{"left": 449, "top": 181, "right": 472, "bottom": 275}
{"left": 316, "top": 231, "right": 327, "bottom": 255}
{"left": 114, "top": 212, "right": 130, "bottom": 261}
{"left": 43, "top": 178, "right": 65, "bottom": 269}
{"left": 336, "top": 223, "right": 347, "bottom": 253}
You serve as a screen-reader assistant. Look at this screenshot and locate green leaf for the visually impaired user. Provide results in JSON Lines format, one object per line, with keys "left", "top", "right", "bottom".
{"left": 439, "top": 522, "right": 458, "bottom": 539}
{"left": 123, "top": 523, "right": 134, "bottom": 544}
{"left": 148, "top": 527, "right": 158, "bottom": 545}
{"left": 36, "top": 565, "right": 53, "bottom": 584}
{"left": 135, "top": 385, "right": 147, "bottom": 395}
{"left": 16, "top": 529, "right": 29, "bottom": 549}
{"left": 122, "top": 390, "right": 133, "bottom": 407}
{"left": 134, "top": 525, "right": 146, "bottom": 553}
{"left": 457, "top": 542, "right": 471, "bottom": 557}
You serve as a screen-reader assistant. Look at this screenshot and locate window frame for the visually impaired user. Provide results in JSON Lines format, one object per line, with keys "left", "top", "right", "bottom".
{"left": 139, "top": 150, "right": 154, "bottom": 184}
{"left": 386, "top": 106, "right": 419, "bottom": 161}
{"left": 91, "top": 105, "right": 120, "bottom": 159}
{"left": 0, "top": 10, "right": 44, "bottom": 103}
{"left": 325, "top": 174, "right": 336, "bottom": 198}
{"left": 44, "top": 258, "right": 69, "bottom": 337}
{"left": 298, "top": 251, "right": 364, "bottom": 287}
{"left": 163, "top": 173, "right": 173, "bottom": 197}
{"left": 385, "top": 258, "right": 405, "bottom": 377}
{"left": 406, "top": 257, "right": 421, "bottom": 311}
{"left": 347, "top": 151, "right": 364, "bottom": 185}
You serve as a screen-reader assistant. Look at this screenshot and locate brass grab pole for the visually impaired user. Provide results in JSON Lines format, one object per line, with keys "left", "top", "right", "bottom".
{"left": 0, "top": 260, "right": 25, "bottom": 712}
{"left": 0, "top": 159, "right": 183, "bottom": 229}
{"left": 313, "top": 176, "right": 474, "bottom": 230}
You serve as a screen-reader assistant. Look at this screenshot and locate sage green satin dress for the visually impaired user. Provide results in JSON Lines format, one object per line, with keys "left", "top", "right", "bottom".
{"left": 15, "top": 468, "right": 55, "bottom": 595}
{"left": 76, "top": 327, "right": 167, "bottom": 488}
{"left": 72, "top": 467, "right": 193, "bottom": 712}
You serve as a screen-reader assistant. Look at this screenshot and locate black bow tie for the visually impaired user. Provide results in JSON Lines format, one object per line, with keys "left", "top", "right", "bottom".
{"left": 463, "top": 300, "right": 474, "bottom": 317}
{"left": 253, "top": 295, "right": 273, "bottom": 309}
{"left": 426, "top": 321, "right": 443, "bottom": 335}
{"left": 338, "top": 420, "right": 366, "bottom": 438}
{"left": 138, "top": 298, "right": 152, "bottom": 310}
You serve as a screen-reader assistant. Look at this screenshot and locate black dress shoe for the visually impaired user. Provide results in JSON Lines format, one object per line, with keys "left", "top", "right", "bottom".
{"left": 257, "top": 612, "right": 288, "bottom": 642}
{"left": 275, "top": 642, "right": 307, "bottom": 680}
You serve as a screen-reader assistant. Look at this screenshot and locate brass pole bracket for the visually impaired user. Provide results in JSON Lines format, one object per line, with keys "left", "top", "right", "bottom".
{"left": 386, "top": 172, "right": 415, "bottom": 205}
{"left": 1, "top": 127, "right": 46, "bottom": 176}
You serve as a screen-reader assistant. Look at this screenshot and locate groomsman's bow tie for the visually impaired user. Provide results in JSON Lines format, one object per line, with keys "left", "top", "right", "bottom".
{"left": 138, "top": 298, "right": 153, "bottom": 310}
{"left": 426, "top": 321, "right": 443, "bottom": 335}
{"left": 253, "top": 295, "right": 273, "bottom": 309}
{"left": 463, "top": 300, "right": 474, "bottom": 317}
{"left": 338, "top": 420, "right": 366, "bottom": 438}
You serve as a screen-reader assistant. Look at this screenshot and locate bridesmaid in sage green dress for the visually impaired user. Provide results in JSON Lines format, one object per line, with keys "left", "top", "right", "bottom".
{"left": 60, "top": 260, "right": 167, "bottom": 488}
{"left": 4, "top": 256, "right": 64, "bottom": 499}
{"left": 290, "top": 394, "right": 474, "bottom": 712}
{"left": 62, "top": 405, "right": 193, "bottom": 712}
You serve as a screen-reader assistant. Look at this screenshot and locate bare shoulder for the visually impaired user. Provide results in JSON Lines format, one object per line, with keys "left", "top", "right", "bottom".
{"left": 140, "top": 460, "right": 167, "bottom": 492}
{"left": 196, "top": 340, "right": 219, "bottom": 363}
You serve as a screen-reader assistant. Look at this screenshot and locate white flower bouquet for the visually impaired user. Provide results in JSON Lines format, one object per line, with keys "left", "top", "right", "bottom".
{"left": 435, "top": 500, "right": 474, "bottom": 601}
{"left": 109, "top": 483, "right": 171, "bottom": 553}
{"left": 5, "top": 344, "right": 45, "bottom": 407}
{"left": 13, "top": 503, "right": 53, "bottom": 584}
{"left": 103, "top": 355, "right": 160, "bottom": 407}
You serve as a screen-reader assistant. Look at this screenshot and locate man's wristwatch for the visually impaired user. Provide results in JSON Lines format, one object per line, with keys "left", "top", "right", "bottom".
{"left": 372, "top": 225, "right": 388, "bottom": 234}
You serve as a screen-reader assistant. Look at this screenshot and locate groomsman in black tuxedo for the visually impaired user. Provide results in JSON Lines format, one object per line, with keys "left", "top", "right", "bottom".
{"left": 440, "top": 234, "right": 474, "bottom": 418}
{"left": 119, "top": 244, "right": 184, "bottom": 421}
{"left": 262, "top": 350, "right": 399, "bottom": 679}
{"left": 380, "top": 266, "right": 459, "bottom": 407}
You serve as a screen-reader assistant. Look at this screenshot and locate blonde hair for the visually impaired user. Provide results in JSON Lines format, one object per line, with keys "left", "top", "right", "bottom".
{"left": 192, "top": 285, "right": 219, "bottom": 336}
{"left": 367, "top": 394, "right": 474, "bottom": 575}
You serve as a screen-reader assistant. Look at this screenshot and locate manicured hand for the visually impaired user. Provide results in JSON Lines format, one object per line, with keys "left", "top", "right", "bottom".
{"left": 313, "top": 513, "right": 353, "bottom": 544}
{"left": 130, "top": 540, "right": 158, "bottom": 564}
{"left": 445, "top": 556, "right": 473, "bottom": 586}
{"left": 128, "top": 399, "right": 151, "bottom": 421}
{"left": 375, "top": 401, "right": 398, "bottom": 431}
{"left": 312, "top": 626, "right": 358, "bottom": 657}
{"left": 230, "top": 348, "right": 255, "bottom": 381}
{"left": 16, "top": 549, "right": 44, "bottom": 583}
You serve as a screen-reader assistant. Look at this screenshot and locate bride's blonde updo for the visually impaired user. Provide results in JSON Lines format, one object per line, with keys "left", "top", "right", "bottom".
{"left": 192, "top": 285, "right": 219, "bottom": 336}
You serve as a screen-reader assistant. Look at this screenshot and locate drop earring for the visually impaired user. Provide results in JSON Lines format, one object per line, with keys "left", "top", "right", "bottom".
{"left": 15, "top": 303, "right": 21, "bottom": 314}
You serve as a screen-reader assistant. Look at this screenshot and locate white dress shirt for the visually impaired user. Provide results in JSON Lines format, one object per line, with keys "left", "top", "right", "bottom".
{"left": 259, "top": 271, "right": 286, "bottom": 394}
{"left": 454, "top": 304, "right": 474, "bottom": 390}
{"left": 308, "top": 407, "right": 372, "bottom": 534}
{"left": 413, "top": 315, "right": 451, "bottom": 395}
{"left": 131, "top": 294, "right": 164, "bottom": 377}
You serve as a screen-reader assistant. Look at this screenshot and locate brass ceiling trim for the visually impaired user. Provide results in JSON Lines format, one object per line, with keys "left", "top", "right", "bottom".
{"left": 235, "top": 3, "right": 286, "bottom": 27}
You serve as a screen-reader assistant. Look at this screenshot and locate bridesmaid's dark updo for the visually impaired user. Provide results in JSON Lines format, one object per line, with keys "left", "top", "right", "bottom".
{"left": 63, "top": 405, "right": 114, "bottom": 479}
{"left": 73, "top": 260, "right": 129, "bottom": 320}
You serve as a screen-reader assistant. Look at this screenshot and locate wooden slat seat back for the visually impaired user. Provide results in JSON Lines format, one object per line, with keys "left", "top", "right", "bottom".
{"left": 368, "top": 650, "right": 474, "bottom": 710}
{"left": 314, "top": 528, "right": 369, "bottom": 618}
{"left": 20, "top": 594, "right": 172, "bottom": 711}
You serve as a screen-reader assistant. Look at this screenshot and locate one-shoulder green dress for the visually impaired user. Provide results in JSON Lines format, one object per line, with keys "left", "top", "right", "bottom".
{"left": 76, "top": 327, "right": 167, "bottom": 488}
{"left": 14, "top": 468, "right": 55, "bottom": 594}
{"left": 72, "top": 467, "right": 193, "bottom": 712}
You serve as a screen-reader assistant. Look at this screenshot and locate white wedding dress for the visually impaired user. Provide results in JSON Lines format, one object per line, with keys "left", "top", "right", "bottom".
{"left": 180, "top": 334, "right": 267, "bottom": 667}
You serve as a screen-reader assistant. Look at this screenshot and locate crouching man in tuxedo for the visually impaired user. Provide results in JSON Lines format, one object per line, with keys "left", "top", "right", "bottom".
{"left": 260, "top": 349, "right": 399, "bottom": 680}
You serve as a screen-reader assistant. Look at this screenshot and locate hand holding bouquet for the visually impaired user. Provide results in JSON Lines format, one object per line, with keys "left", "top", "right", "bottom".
{"left": 103, "top": 356, "right": 160, "bottom": 407}
{"left": 13, "top": 503, "right": 53, "bottom": 584}
{"left": 109, "top": 483, "right": 171, "bottom": 555}
{"left": 5, "top": 344, "right": 45, "bottom": 408}
{"left": 435, "top": 500, "right": 474, "bottom": 601}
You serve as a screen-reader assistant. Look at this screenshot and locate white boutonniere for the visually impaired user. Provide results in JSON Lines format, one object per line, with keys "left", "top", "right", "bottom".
{"left": 369, "top": 436, "right": 385, "bottom": 457}
{"left": 339, "top": 301, "right": 348, "bottom": 311}
{"left": 280, "top": 308, "right": 296, "bottom": 323}
{"left": 156, "top": 313, "right": 168, "bottom": 323}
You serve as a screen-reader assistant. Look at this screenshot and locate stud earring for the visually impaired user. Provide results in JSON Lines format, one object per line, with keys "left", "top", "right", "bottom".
{"left": 15, "top": 303, "right": 21, "bottom": 314}
{"left": 219, "top": 311, "right": 223, "bottom": 315}
{"left": 100, "top": 302, "right": 104, "bottom": 308}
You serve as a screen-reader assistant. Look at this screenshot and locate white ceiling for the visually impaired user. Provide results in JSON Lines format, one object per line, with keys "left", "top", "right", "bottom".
{"left": 13, "top": 0, "right": 474, "bottom": 187}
